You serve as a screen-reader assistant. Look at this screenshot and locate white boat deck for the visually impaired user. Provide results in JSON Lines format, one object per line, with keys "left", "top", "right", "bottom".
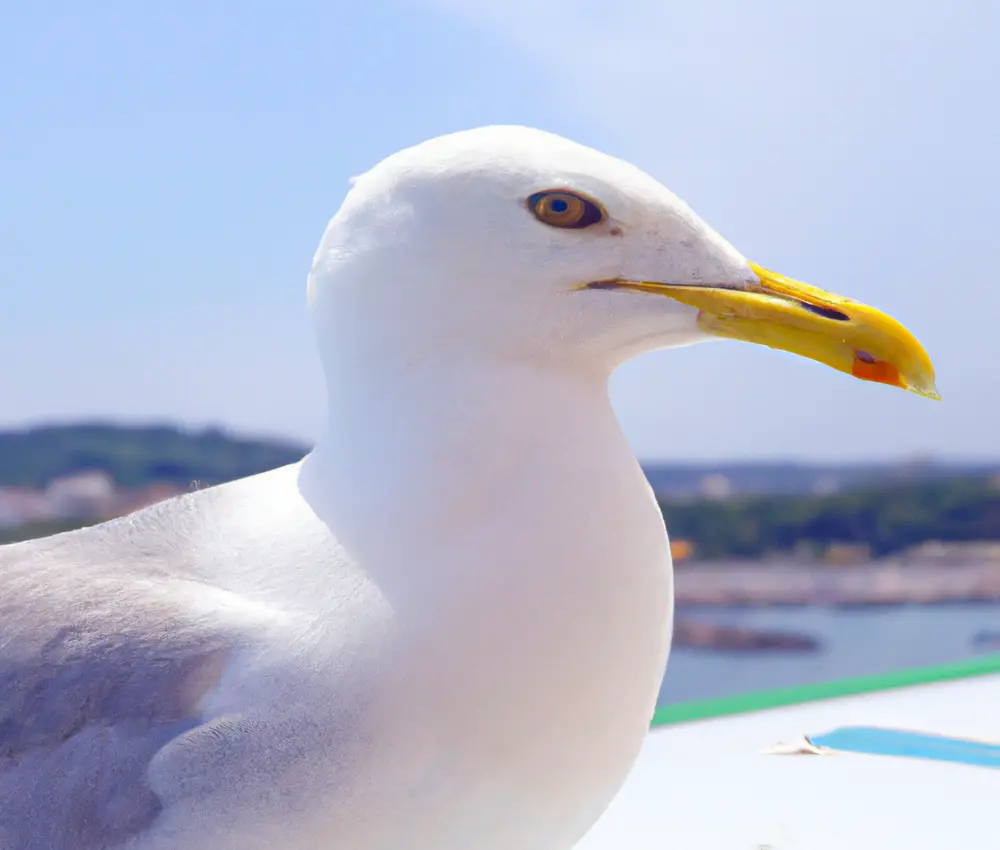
{"left": 581, "top": 663, "right": 1000, "bottom": 850}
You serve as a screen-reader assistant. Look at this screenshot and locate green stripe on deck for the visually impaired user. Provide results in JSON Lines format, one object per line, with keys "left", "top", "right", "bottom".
{"left": 651, "top": 652, "right": 1000, "bottom": 728}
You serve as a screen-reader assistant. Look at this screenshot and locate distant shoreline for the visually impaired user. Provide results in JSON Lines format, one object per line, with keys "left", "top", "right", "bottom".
{"left": 674, "top": 559, "right": 1000, "bottom": 606}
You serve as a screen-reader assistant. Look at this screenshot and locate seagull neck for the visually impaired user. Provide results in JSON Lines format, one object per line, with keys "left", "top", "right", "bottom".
{"left": 299, "top": 352, "right": 649, "bottom": 597}
{"left": 312, "top": 353, "right": 621, "bottom": 492}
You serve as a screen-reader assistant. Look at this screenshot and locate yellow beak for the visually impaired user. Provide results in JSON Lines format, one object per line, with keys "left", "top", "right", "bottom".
{"left": 606, "top": 263, "right": 939, "bottom": 400}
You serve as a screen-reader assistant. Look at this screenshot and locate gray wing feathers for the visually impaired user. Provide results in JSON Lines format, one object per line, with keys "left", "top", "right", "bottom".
{"left": 0, "top": 525, "right": 241, "bottom": 850}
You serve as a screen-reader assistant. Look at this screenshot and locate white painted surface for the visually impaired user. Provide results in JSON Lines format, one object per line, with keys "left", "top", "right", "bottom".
{"left": 580, "top": 675, "right": 1000, "bottom": 850}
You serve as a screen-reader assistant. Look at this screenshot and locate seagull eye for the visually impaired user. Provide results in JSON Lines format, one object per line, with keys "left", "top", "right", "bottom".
{"left": 528, "top": 190, "right": 604, "bottom": 229}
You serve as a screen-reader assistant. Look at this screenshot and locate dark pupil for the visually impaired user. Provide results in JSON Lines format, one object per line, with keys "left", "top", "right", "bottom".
{"left": 550, "top": 198, "right": 569, "bottom": 213}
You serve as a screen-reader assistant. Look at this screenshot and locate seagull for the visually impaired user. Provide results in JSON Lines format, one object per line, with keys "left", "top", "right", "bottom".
{"left": 0, "top": 126, "right": 937, "bottom": 850}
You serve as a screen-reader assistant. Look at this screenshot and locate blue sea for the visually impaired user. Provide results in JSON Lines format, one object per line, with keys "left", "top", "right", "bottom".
{"left": 657, "top": 603, "right": 1000, "bottom": 707}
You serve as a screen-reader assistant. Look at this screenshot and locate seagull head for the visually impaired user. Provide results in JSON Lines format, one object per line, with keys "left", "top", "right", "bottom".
{"left": 308, "top": 125, "right": 937, "bottom": 399}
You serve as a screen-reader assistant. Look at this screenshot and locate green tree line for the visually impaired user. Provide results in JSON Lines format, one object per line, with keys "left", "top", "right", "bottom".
{"left": 0, "top": 423, "right": 306, "bottom": 489}
{"left": 660, "top": 476, "right": 1000, "bottom": 559}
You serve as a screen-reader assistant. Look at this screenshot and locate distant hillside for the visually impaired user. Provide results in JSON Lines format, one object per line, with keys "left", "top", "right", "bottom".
{"left": 0, "top": 423, "right": 308, "bottom": 489}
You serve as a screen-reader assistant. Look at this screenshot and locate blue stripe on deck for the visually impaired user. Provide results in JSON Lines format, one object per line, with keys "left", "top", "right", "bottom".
{"left": 810, "top": 727, "right": 1000, "bottom": 769}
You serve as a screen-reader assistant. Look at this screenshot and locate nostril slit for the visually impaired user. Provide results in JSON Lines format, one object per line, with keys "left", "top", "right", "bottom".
{"left": 799, "top": 301, "right": 850, "bottom": 321}
{"left": 855, "top": 350, "right": 876, "bottom": 364}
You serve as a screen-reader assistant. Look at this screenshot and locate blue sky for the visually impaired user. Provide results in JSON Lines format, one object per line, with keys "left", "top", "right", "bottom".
{"left": 2, "top": 0, "right": 997, "bottom": 461}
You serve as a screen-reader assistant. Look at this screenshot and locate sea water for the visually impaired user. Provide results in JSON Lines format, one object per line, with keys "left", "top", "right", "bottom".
{"left": 658, "top": 602, "right": 1000, "bottom": 706}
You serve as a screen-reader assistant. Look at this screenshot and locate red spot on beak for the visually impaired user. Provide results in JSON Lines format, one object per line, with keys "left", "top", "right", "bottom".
{"left": 852, "top": 354, "right": 902, "bottom": 387}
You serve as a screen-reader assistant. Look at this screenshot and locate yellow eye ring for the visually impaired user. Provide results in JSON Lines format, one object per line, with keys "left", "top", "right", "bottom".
{"left": 528, "top": 190, "right": 604, "bottom": 229}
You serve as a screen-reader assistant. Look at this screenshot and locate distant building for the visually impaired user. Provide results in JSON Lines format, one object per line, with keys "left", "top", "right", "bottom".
{"left": 0, "top": 488, "right": 52, "bottom": 528}
{"left": 697, "top": 474, "right": 732, "bottom": 500}
{"left": 822, "top": 542, "right": 872, "bottom": 565}
{"left": 810, "top": 475, "right": 841, "bottom": 495}
{"left": 901, "top": 540, "right": 1000, "bottom": 564}
{"left": 0, "top": 474, "right": 185, "bottom": 531}
{"left": 45, "top": 471, "right": 117, "bottom": 521}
